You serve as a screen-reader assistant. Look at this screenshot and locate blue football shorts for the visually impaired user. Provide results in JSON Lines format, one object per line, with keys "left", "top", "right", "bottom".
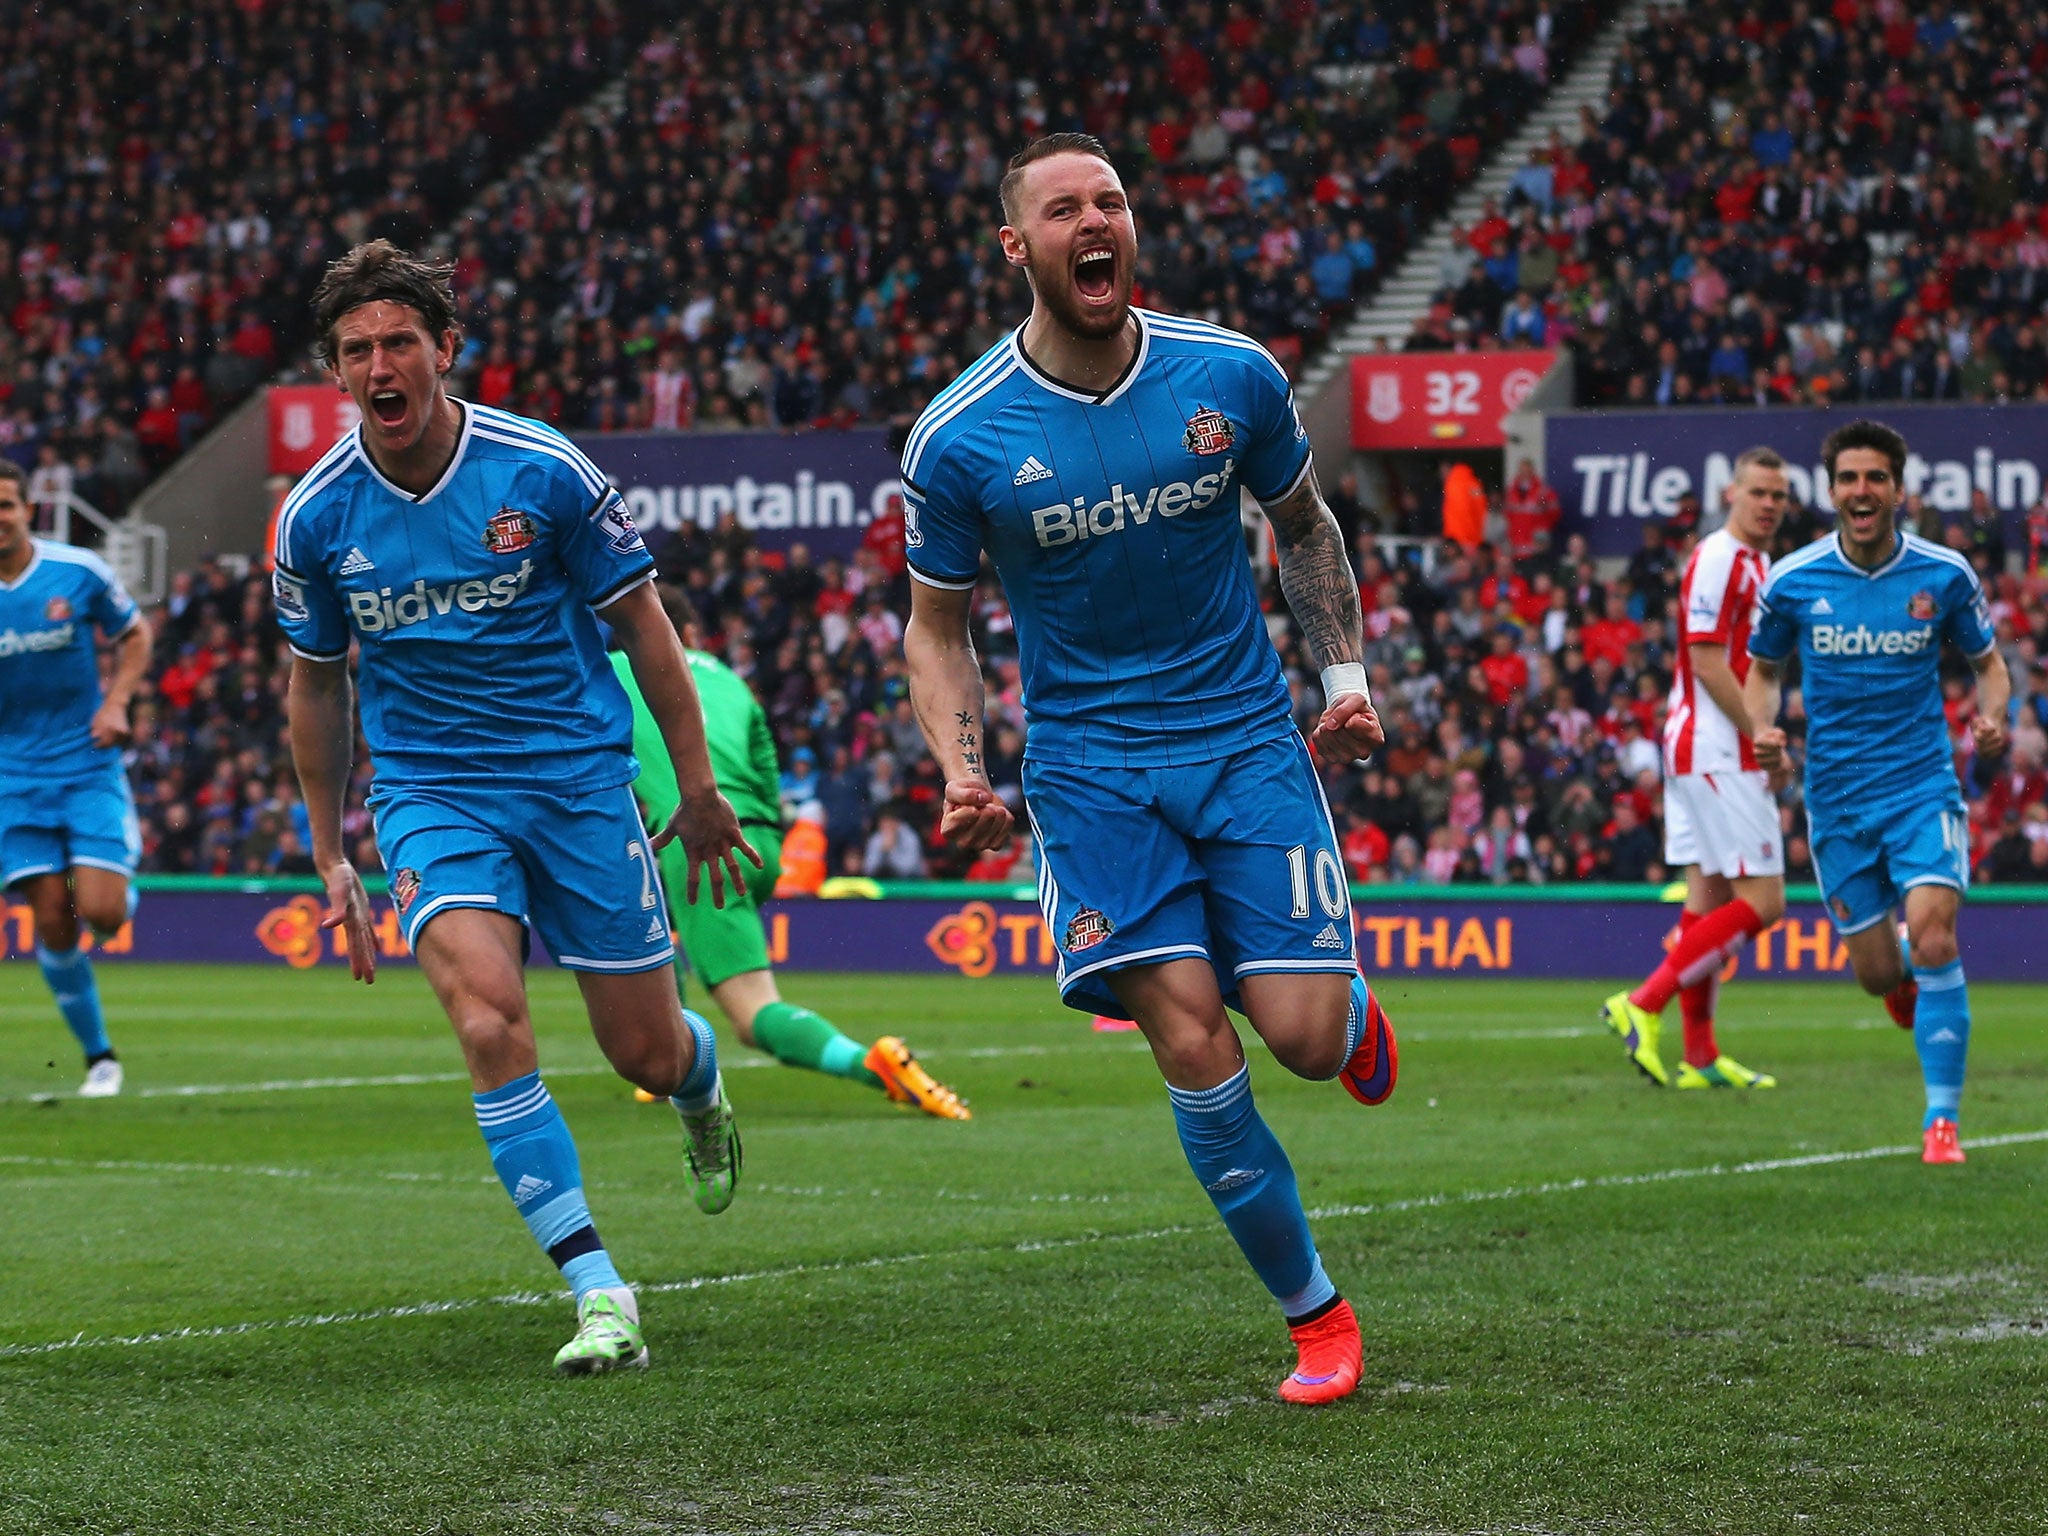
{"left": 371, "top": 780, "right": 676, "bottom": 972}
{"left": 1022, "top": 733, "right": 1358, "bottom": 1018}
{"left": 0, "top": 761, "right": 141, "bottom": 888}
{"left": 1809, "top": 795, "right": 1970, "bottom": 935}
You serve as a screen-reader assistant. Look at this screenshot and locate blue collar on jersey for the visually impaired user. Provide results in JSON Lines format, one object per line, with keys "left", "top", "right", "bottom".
{"left": 1829, "top": 528, "right": 1906, "bottom": 579}
{"left": 1009, "top": 311, "right": 1150, "bottom": 407}
{"left": 355, "top": 398, "right": 476, "bottom": 504}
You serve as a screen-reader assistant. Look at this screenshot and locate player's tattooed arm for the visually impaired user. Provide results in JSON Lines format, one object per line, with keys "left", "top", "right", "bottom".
{"left": 1263, "top": 462, "right": 1363, "bottom": 672}
{"left": 1264, "top": 460, "right": 1383, "bottom": 761}
{"left": 905, "top": 581, "right": 1012, "bottom": 851}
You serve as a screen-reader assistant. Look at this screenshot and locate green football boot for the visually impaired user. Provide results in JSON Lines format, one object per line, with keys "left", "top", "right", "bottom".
{"left": 678, "top": 1072, "right": 741, "bottom": 1215}
{"left": 553, "top": 1291, "right": 648, "bottom": 1375}
{"left": 1601, "top": 990, "right": 1669, "bottom": 1086}
{"left": 1673, "top": 1054, "right": 1778, "bottom": 1090}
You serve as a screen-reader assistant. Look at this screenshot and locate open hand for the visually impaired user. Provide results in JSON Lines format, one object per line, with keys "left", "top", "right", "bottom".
{"left": 651, "top": 790, "right": 761, "bottom": 909}
{"left": 319, "top": 860, "right": 378, "bottom": 984}
{"left": 939, "top": 778, "right": 1013, "bottom": 852}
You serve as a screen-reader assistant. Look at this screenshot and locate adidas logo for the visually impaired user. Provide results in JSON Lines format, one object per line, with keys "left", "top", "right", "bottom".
{"left": 1810, "top": 597, "right": 1833, "bottom": 615}
{"left": 645, "top": 915, "right": 667, "bottom": 942}
{"left": 1312, "top": 922, "right": 1347, "bottom": 951}
{"left": 511, "top": 1174, "right": 552, "bottom": 1205}
{"left": 1013, "top": 455, "right": 1053, "bottom": 486}
{"left": 1926, "top": 1027, "right": 1961, "bottom": 1044}
{"left": 339, "top": 546, "right": 375, "bottom": 576}
{"left": 1206, "top": 1167, "right": 1263, "bottom": 1193}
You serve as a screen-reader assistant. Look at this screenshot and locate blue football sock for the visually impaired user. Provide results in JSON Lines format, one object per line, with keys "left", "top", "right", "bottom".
{"left": 670, "top": 1008, "right": 721, "bottom": 1114}
{"left": 473, "top": 1072, "right": 623, "bottom": 1299}
{"left": 37, "top": 943, "right": 111, "bottom": 1061}
{"left": 1912, "top": 959, "right": 1970, "bottom": 1128}
{"left": 1167, "top": 1065, "right": 1334, "bottom": 1320}
{"left": 1339, "top": 974, "right": 1369, "bottom": 1071}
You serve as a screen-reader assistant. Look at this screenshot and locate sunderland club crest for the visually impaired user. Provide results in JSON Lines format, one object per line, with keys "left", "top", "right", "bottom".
{"left": 482, "top": 507, "right": 537, "bottom": 555}
{"left": 1182, "top": 405, "right": 1236, "bottom": 456}
{"left": 1907, "top": 590, "right": 1937, "bottom": 621}
{"left": 391, "top": 868, "right": 421, "bottom": 914}
{"left": 44, "top": 596, "right": 71, "bottom": 622}
{"left": 1064, "top": 907, "right": 1114, "bottom": 952}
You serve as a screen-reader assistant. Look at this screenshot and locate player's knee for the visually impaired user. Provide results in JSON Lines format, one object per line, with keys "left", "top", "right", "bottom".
{"left": 31, "top": 906, "right": 79, "bottom": 952}
{"left": 446, "top": 998, "right": 528, "bottom": 1060}
{"left": 609, "top": 1031, "right": 687, "bottom": 1097}
{"left": 1150, "top": 1025, "right": 1239, "bottom": 1088}
{"left": 73, "top": 894, "right": 126, "bottom": 937}
{"left": 1908, "top": 925, "right": 1958, "bottom": 971}
{"left": 1265, "top": 1013, "right": 1350, "bottom": 1080}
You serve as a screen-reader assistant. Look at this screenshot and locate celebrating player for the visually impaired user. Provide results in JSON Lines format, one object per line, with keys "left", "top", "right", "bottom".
{"left": 615, "top": 584, "right": 969, "bottom": 1120}
{"left": 1602, "top": 448, "right": 1788, "bottom": 1089}
{"left": 0, "top": 460, "right": 150, "bottom": 1098}
{"left": 900, "top": 135, "right": 1395, "bottom": 1406}
{"left": 277, "top": 242, "right": 758, "bottom": 1372}
{"left": 1744, "top": 420, "right": 2010, "bottom": 1164}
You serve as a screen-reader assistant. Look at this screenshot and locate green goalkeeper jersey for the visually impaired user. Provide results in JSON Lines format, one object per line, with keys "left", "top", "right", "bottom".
{"left": 609, "top": 649, "right": 782, "bottom": 830}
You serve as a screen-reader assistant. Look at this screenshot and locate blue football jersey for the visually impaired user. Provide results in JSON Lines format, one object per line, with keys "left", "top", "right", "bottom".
{"left": 1750, "top": 530, "right": 1995, "bottom": 815}
{"left": 0, "top": 540, "right": 141, "bottom": 789}
{"left": 901, "top": 309, "right": 1312, "bottom": 768}
{"left": 272, "top": 401, "right": 657, "bottom": 791}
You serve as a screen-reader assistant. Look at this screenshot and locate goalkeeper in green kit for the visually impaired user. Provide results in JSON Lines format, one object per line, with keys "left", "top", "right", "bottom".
{"left": 613, "top": 585, "right": 969, "bottom": 1120}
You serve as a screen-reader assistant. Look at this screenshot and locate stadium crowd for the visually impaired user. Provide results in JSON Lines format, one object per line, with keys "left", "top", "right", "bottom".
{"left": 1407, "top": 0, "right": 2048, "bottom": 413}
{"left": 429, "top": 0, "right": 1606, "bottom": 433}
{"left": 0, "top": 0, "right": 1610, "bottom": 514}
{"left": 0, "top": 0, "right": 678, "bottom": 516}
{"left": 116, "top": 457, "right": 2048, "bottom": 891}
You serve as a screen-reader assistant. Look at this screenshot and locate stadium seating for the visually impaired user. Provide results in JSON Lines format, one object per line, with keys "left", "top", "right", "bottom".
{"left": 0, "top": 0, "right": 681, "bottom": 512}
{"left": 436, "top": 0, "right": 1611, "bottom": 429}
{"left": 1410, "top": 0, "right": 2048, "bottom": 412}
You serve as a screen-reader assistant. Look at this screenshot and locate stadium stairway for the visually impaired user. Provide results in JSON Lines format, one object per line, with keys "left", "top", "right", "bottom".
{"left": 1294, "top": 0, "right": 1656, "bottom": 409}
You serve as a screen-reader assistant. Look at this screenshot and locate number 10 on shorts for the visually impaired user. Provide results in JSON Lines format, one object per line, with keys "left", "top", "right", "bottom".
{"left": 1286, "top": 845, "right": 1347, "bottom": 920}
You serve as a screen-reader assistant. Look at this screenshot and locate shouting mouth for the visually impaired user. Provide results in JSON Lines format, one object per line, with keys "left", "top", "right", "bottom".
{"left": 1074, "top": 246, "right": 1116, "bottom": 302}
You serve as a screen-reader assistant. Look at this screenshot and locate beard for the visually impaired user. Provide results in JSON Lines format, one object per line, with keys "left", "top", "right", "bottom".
{"left": 1026, "top": 245, "right": 1134, "bottom": 341}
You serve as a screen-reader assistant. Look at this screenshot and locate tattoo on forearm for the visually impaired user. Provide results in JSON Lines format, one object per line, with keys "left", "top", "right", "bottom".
{"left": 1264, "top": 467, "right": 1363, "bottom": 669}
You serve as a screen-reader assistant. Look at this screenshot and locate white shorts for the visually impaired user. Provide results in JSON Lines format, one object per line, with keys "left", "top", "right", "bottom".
{"left": 1662, "top": 770, "right": 1784, "bottom": 880}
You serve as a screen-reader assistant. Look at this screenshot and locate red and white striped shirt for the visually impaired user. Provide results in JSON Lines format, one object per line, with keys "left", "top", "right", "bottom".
{"left": 1663, "top": 528, "right": 1769, "bottom": 775}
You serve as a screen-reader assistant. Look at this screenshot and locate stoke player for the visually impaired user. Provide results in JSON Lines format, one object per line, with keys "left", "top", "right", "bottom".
{"left": 277, "top": 242, "right": 758, "bottom": 1371}
{"left": 900, "top": 135, "right": 1396, "bottom": 1406}
{"left": 1744, "top": 420, "right": 2010, "bottom": 1164}
{"left": 0, "top": 461, "right": 150, "bottom": 1097}
{"left": 1602, "top": 448, "right": 1787, "bottom": 1089}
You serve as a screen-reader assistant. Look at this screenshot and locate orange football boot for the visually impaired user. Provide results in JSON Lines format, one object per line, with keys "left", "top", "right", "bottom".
{"left": 864, "top": 1036, "right": 971, "bottom": 1120}
{"left": 1278, "top": 1298, "right": 1362, "bottom": 1405}
{"left": 1922, "top": 1118, "right": 1965, "bottom": 1165}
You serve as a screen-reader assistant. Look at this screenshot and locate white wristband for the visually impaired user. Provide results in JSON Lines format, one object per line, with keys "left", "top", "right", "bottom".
{"left": 1320, "top": 662, "right": 1370, "bottom": 706}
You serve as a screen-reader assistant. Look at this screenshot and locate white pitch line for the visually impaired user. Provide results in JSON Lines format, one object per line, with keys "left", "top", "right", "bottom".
{"left": 4, "top": 1128, "right": 2043, "bottom": 1362}
{"left": 0, "top": 1153, "right": 491, "bottom": 1187}
{"left": 1, "top": 1016, "right": 1908, "bottom": 1106}
{"left": 0, "top": 1154, "right": 1127, "bottom": 1206}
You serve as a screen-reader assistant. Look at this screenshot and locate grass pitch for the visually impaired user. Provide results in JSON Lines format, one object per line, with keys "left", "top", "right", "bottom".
{"left": 2, "top": 964, "right": 2046, "bottom": 1535}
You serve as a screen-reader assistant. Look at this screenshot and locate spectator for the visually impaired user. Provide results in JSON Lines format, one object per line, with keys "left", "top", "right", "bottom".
{"left": 1441, "top": 460, "right": 1488, "bottom": 549}
{"left": 862, "top": 808, "right": 927, "bottom": 880}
